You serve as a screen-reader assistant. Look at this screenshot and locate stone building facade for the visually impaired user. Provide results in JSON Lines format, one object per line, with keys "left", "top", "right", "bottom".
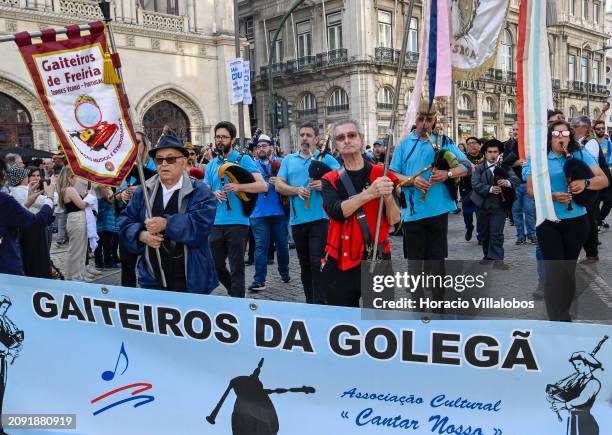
{"left": 0, "top": 0, "right": 248, "bottom": 152}
{"left": 239, "top": 0, "right": 609, "bottom": 148}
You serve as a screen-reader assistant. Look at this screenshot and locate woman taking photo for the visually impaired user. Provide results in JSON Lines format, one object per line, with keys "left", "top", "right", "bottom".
{"left": 56, "top": 167, "right": 94, "bottom": 281}
{"left": 0, "top": 158, "right": 55, "bottom": 275}
{"left": 526, "top": 120, "right": 608, "bottom": 321}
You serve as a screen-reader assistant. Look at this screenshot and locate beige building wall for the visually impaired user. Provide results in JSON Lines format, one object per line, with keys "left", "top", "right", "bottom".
{"left": 0, "top": 0, "right": 249, "bottom": 152}
{"left": 240, "top": 0, "right": 609, "bottom": 147}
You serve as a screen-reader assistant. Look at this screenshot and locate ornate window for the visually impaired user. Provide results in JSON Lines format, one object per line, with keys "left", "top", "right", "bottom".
{"left": 0, "top": 93, "right": 33, "bottom": 148}
{"left": 377, "top": 87, "right": 394, "bottom": 110}
{"left": 298, "top": 93, "right": 317, "bottom": 117}
{"left": 141, "top": 0, "right": 181, "bottom": 15}
{"left": 143, "top": 100, "right": 190, "bottom": 145}
{"left": 484, "top": 97, "right": 495, "bottom": 112}
{"left": 378, "top": 10, "right": 392, "bottom": 48}
{"left": 505, "top": 100, "right": 516, "bottom": 114}
{"left": 459, "top": 95, "right": 473, "bottom": 110}
{"left": 500, "top": 29, "right": 513, "bottom": 72}
{"left": 327, "top": 88, "right": 349, "bottom": 114}
{"left": 327, "top": 12, "right": 343, "bottom": 51}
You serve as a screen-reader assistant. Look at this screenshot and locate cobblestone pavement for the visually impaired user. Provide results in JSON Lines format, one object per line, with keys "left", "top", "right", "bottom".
{"left": 50, "top": 212, "right": 612, "bottom": 322}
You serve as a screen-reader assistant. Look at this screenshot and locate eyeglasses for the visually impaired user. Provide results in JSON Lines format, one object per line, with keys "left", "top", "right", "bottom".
{"left": 154, "top": 156, "right": 185, "bottom": 165}
{"left": 416, "top": 116, "right": 435, "bottom": 123}
{"left": 594, "top": 127, "right": 606, "bottom": 131}
{"left": 335, "top": 131, "right": 358, "bottom": 142}
{"left": 255, "top": 143, "right": 270, "bottom": 148}
{"left": 551, "top": 130, "right": 571, "bottom": 137}
{"left": 215, "top": 135, "right": 231, "bottom": 140}
{"left": 188, "top": 152, "right": 196, "bottom": 156}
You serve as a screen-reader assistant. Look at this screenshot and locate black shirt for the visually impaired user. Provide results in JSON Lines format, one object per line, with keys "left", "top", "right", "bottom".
{"left": 321, "top": 164, "right": 372, "bottom": 222}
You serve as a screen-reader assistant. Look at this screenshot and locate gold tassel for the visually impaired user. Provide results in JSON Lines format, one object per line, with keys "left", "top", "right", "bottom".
{"left": 103, "top": 50, "right": 120, "bottom": 85}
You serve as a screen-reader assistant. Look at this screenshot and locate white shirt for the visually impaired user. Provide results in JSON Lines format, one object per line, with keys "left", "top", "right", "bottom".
{"left": 161, "top": 177, "right": 183, "bottom": 208}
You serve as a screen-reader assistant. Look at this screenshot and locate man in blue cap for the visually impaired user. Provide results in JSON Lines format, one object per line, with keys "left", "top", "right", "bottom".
{"left": 119, "top": 133, "right": 218, "bottom": 293}
{"left": 372, "top": 139, "right": 386, "bottom": 164}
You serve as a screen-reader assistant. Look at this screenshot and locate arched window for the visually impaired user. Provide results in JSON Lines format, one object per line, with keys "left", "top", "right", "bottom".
{"left": 594, "top": 108, "right": 600, "bottom": 120}
{"left": 0, "top": 93, "right": 33, "bottom": 148}
{"left": 458, "top": 95, "right": 473, "bottom": 110}
{"left": 500, "top": 29, "right": 513, "bottom": 72}
{"left": 504, "top": 100, "right": 516, "bottom": 114}
{"left": 298, "top": 93, "right": 317, "bottom": 117}
{"left": 569, "top": 106, "right": 577, "bottom": 118}
{"left": 484, "top": 97, "right": 495, "bottom": 112}
{"left": 581, "top": 107, "right": 588, "bottom": 115}
{"left": 143, "top": 100, "right": 190, "bottom": 145}
{"left": 327, "top": 88, "right": 349, "bottom": 114}
{"left": 377, "top": 86, "right": 393, "bottom": 110}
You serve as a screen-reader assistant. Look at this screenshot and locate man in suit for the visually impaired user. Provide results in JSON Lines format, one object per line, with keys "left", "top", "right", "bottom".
{"left": 471, "top": 140, "right": 519, "bottom": 270}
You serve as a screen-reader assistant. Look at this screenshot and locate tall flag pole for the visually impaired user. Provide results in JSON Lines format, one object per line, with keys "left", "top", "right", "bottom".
{"left": 517, "top": 0, "right": 557, "bottom": 225}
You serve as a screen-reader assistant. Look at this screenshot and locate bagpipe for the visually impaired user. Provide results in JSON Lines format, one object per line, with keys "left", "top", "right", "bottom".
{"left": 305, "top": 137, "right": 334, "bottom": 209}
{"left": 546, "top": 335, "right": 608, "bottom": 421}
{"left": 562, "top": 147, "right": 597, "bottom": 211}
{"left": 217, "top": 162, "right": 258, "bottom": 217}
{"left": 421, "top": 141, "right": 460, "bottom": 203}
{"left": 493, "top": 159, "right": 516, "bottom": 210}
{"left": 0, "top": 322, "right": 24, "bottom": 365}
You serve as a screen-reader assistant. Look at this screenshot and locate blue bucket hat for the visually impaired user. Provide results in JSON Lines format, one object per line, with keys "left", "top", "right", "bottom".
{"left": 148, "top": 133, "right": 189, "bottom": 158}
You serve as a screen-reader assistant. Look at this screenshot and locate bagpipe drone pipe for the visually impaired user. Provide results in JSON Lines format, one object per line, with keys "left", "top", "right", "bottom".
{"left": 421, "top": 148, "right": 460, "bottom": 203}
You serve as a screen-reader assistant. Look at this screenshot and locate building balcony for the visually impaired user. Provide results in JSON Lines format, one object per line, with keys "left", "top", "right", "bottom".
{"left": 141, "top": 9, "right": 188, "bottom": 32}
{"left": 552, "top": 79, "right": 561, "bottom": 90}
{"left": 297, "top": 108, "right": 318, "bottom": 118}
{"left": 57, "top": 0, "right": 104, "bottom": 20}
{"left": 505, "top": 71, "right": 516, "bottom": 82}
{"left": 458, "top": 109, "right": 475, "bottom": 117}
{"left": 317, "top": 49, "right": 349, "bottom": 67}
{"left": 327, "top": 104, "right": 349, "bottom": 115}
{"left": 374, "top": 47, "right": 419, "bottom": 66}
{"left": 377, "top": 103, "right": 393, "bottom": 111}
{"left": 482, "top": 111, "right": 498, "bottom": 120}
{"left": 567, "top": 80, "right": 585, "bottom": 92}
{"left": 505, "top": 113, "right": 518, "bottom": 122}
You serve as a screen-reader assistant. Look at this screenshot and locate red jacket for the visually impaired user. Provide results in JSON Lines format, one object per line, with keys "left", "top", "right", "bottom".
{"left": 322, "top": 164, "right": 398, "bottom": 271}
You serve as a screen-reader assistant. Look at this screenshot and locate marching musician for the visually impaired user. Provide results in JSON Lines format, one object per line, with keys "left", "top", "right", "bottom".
{"left": 204, "top": 121, "right": 267, "bottom": 298}
{"left": 525, "top": 120, "right": 607, "bottom": 321}
{"left": 248, "top": 134, "right": 291, "bottom": 292}
{"left": 118, "top": 134, "right": 218, "bottom": 293}
{"left": 0, "top": 295, "right": 22, "bottom": 435}
{"left": 470, "top": 139, "right": 519, "bottom": 270}
{"left": 459, "top": 137, "right": 483, "bottom": 242}
{"left": 320, "top": 120, "right": 400, "bottom": 307}
{"left": 274, "top": 121, "right": 340, "bottom": 304}
{"left": 389, "top": 98, "right": 469, "bottom": 311}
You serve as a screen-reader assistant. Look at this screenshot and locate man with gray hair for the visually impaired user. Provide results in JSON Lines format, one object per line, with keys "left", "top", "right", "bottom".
{"left": 3, "top": 153, "right": 23, "bottom": 169}
{"left": 274, "top": 121, "right": 340, "bottom": 304}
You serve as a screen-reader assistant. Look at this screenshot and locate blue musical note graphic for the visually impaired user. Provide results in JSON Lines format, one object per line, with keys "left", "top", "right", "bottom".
{"left": 101, "top": 342, "right": 129, "bottom": 381}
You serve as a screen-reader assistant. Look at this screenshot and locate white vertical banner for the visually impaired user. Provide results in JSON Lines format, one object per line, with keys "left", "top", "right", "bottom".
{"left": 229, "top": 58, "right": 244, "bottom": 104}
{"left": 243, "top": 60, "right": 252, "bottom": 105}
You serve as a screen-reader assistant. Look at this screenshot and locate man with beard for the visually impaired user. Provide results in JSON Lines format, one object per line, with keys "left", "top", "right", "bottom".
{"left": 247, "top": 134, "right": 291, "bottom": 291}
{"left": 205, "top": 121, "right": 267, "bottom": 297}
{"left": 390, "top": 98, "right": 469, "bottom": 312}
{"left": 372, "top": 139, "right": 386, "bottom": 164}
{"left": 593, "top": 120, "right": 612, "bottom": 229}
{"left": 274, "top": 121, "right": 340, "bottom": 304}
{"left": 459, "top": 137, "right": 483, "bottom": 242}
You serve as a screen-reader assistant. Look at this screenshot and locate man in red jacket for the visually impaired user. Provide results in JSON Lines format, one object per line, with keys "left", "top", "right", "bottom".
{"left": 320, "top": 120, "right": 401, "bottom": 307}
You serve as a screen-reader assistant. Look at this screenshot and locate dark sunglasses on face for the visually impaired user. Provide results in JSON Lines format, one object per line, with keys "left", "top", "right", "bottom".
{"left": 551, "top": 130, "right": 571, "bottom": 137}
{"left": 594, "top": 127, "right": 606, "bottom": 131}
{"left": 416, "top": 116, "right": 435, "bottom": 123}
{"left": 155, "top": 156, "right": 185, "bottom": 165}
{"left": 335, "top": 131, "right": 358, "bottom": 142}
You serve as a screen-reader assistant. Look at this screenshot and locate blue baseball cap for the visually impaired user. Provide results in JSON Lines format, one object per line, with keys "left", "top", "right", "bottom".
{"left": 373, "top": 139, "right": 385, "bottom": 146}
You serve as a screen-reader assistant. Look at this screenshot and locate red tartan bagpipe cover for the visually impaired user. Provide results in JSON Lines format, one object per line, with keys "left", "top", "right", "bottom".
{"left": 15, "top": 21, "right": 137, "bottom": 186}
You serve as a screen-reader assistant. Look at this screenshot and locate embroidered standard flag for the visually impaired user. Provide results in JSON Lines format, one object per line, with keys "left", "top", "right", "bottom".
{"left": 517, "top": 0, "right": 557, "bottom": 224}
{"left": 450, "top": 0, "right": 510, "bottom": 80}
{"left": 15, "top": 22, "right": 137, "bottom": 187}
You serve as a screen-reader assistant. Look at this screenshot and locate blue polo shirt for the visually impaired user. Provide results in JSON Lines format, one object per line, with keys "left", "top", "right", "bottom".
{"left": 277, "top": 151, "right": 340, "bottom": 225}
{"left": 523, "top": 151, "right": 597, "bottom": 220}
{"left": 390, "top": 132, "right": 467, "bottom": 222}
{"left": 204, "top": 150, "right": 260, "bottom": 225}
{"left": 250, "top": 158, "right": 285, "bottom": 218}
{"left": 600, "top": 138, "right": 612, "bottom": 165}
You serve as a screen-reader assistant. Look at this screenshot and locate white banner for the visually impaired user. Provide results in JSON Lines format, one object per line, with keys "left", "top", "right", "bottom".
{"left": 450, "top": 0, "right": 510, "bottom": 79}
{"left": 229, "top": 58, "right": 245, "bottom": 104}
{"left": 243, "top": 60, "right": 252, "bottom": 105}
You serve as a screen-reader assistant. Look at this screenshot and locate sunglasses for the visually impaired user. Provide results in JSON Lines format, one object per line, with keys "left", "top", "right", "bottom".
{"left": 154, "top": 156, "right": 185, "bottom": 165}
{"left": 335, "top": 131, "right": 358, "bottom": 142}
{"left": 594, "top": 127, "right": 606, "bottom": 131}
{"left": 416, "top": 116, "right": 435, "bottom": 123}
{"left": 551, "top": 130, "right": 571, "bottom": 137}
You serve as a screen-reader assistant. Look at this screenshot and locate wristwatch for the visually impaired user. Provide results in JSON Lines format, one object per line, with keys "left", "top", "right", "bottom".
{"left": 447, "top": 171, "right": 453, "bottom": 179}
{"left": 585, "top": 179, "right": 591, "bottom": 189}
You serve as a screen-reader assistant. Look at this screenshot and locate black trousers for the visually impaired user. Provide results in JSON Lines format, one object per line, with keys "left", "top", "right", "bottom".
{"left": 291, "top": 219, "right": 328, "bottom": 304}
{"left": 95, "top": 231, "right": 119, "bottom": 266}
{"left": 324, "top": 257, "right": 362, "bottom": 308}
{"left": 582, "top": 202, "right": 599, "bottom": 257}
{"left": 210, "top": 225, "right": 249, "bottom": 298}
{"left": 402, "top": 214, "right": 448, "bottom": 309}
{"left": 119, "top": 239, "right": 138, "bottom": 288}
{"left": 600, "top": 199, "right": 612, "bottom": 222}
{"left": 537, "top": 215, "right": 589, "bottom": 321}
{"left": 477, "top": 203, "right": 506, "bottom": 261}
